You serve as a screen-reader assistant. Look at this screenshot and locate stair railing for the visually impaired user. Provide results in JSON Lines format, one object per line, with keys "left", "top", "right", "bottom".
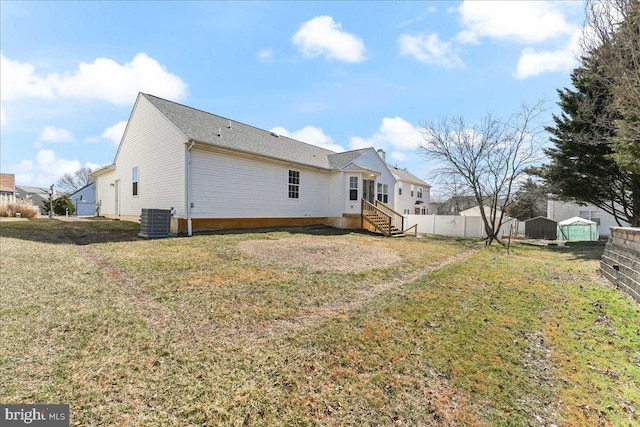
{"left": 374, "top": 200, "right": 405, "bottom": 232}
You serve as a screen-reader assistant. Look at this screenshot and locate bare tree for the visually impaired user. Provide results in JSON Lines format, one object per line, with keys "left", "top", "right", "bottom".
{"left": 419, "top": 102, "right": 546, "bottom": 245}
{"left": 55, "top": 166, "right": 94, "bottom": 194}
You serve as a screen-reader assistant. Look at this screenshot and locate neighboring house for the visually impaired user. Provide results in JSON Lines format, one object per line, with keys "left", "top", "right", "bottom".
{"left": 0, "top": 173, "right": 16, "bottom": 204}
{"left": 547, "top": 197, "right": 631, "bottom": 237}
{"left": 432, "top": 195, "right": 479, "bottom": 215}
{"left": 15, "top": 185, "right": 51, "bottom": 214}
{"left": 92, "top": 93, "right": 430, "bottom": 235}
{"left": 459, "top": 205, "right": 503, "bottom": 217}
{"left": 387, "top": 163, "right": 431, "bottom": 215}
{"left": 69, "top": 181, "right": 96, "bottom": 216}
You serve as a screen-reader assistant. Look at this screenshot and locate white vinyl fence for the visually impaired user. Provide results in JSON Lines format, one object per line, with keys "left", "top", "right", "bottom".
{"left": 406, "top": 214, "right": 518, "bottom": 239}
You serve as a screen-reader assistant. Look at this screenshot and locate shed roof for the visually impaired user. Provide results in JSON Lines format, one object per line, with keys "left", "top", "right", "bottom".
{"left": 524, "top": 216, "right": 557, "bottom": 223}
{"left": 558, "top": 216, "right": 597, "bottom": 226}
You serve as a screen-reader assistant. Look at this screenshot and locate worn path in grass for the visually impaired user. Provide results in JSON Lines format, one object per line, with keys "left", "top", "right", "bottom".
{"left": 4, "top": 220, "right": 637, "bottom": 426}
{"left": 252, "top": 247, "right": 481, "bottom": 342}
{"left": 79, "top": 241, "right": 480, "bottom": 345}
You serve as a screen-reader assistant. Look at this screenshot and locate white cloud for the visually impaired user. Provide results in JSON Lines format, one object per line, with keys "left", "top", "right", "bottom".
{"left": 39, "top": 126, "right": 75, "bottom": 143}
{"left": 399, "top": 33, "right": 464, "bottom": 69}
{"left": 514, "top": 28, "right": 582, "bottom": 79}
{"left": 270, "top": 125, "right": 345, "bottom": 152}
{"left": 390, "top": 151, "right": 407, "bottom": 162}
{"left": 515, "top": 47, "right": 576, "bottom": 79}
{"left": 349, "top": 136, "right": 370, "bottom": 150}
{"left": 349, "top": 117, "right": 422, "bottom": 152}
{"left": 293, "top": 16, "right": 366, "bottom": 63}
{"left": 0, "top": 51, "right": 188, "bottom": 105}
{"left": 10, "top": 149, "right": 82, "bottom": 186}
{"left": 101, "top": 121, "right": 127, "bottom": 146}
{"left": 0, "top": 51, "right": 56, "bottom": 101}
{"left": 54, "top": 53, "right": 188, "bottom": 104}
{"left": 85, "top": 162, "right": 102, "bottom": 171}
{"left": 36, "top": 149, "right": 80, "bottom": 176}
{"left": 258, "top": 49, "right": 273, "bottom": 63}
{"left": 456, "top": 1, "right": 577, "bottom": 44}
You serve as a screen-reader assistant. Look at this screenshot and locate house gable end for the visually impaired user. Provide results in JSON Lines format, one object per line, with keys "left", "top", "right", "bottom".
{"left": 112, "top": 93, "right": 190, "bottom": 167}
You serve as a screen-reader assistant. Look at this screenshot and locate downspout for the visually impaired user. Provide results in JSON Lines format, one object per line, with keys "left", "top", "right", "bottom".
{"left": 186, "top": 140, "right": 195, "bottom": 236}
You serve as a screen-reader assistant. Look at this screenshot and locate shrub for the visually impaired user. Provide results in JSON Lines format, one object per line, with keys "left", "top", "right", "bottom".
{"left": 52, "top": 195, "right": 75, "bottom": 215}
{"left": 0, "top": 200, "right": 39, "bottom": 218}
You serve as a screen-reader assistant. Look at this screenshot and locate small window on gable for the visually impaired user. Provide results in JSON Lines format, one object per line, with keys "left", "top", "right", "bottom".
{"left": 132, "top": 166, "right": 139, "bottom": 196}
{"left": 349, "top": 176, "right": 358, "bottom": 201}
{"left": 288, "top": 170, "right": 300, "bottom": 199}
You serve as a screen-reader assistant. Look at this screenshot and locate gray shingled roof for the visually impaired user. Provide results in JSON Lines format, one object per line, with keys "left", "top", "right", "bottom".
{"left": 388, "top": 165, "right": 431, "bottom": 187}
{"left": 143, "top": 93, "right": 338, "bottom": 170}
{"left": 327, "top": 148, "right": 370, "bottom": 169}
{"left": 343, "top": 163, "right": 382, "bottom": 175}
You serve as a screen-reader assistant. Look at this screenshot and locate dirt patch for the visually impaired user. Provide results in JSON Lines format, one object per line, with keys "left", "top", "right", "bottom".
{"left": 239, "top": 237, "right": 401, "bottom": 273}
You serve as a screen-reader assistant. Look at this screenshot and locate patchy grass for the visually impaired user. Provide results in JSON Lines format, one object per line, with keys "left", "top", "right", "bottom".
{"left": 0, "top": 219, "right": 638, "bottom": 426}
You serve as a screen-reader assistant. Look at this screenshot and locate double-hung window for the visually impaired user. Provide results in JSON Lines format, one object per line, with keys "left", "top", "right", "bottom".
{"left": 288, "top": 170, "right": 300, "bottom": 199}
{"left": 377, "top": 183, "right": 388, "bottom": 203}
{"left": 349, "top": 177, "right": 358, "bottom": 201}
{"left": 417, "top": 186, "right": 423, "bottom": 198}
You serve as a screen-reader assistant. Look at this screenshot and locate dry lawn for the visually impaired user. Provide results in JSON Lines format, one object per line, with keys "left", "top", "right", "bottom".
{"left": 1, "top": 219, "right": 638, "bottom": 426}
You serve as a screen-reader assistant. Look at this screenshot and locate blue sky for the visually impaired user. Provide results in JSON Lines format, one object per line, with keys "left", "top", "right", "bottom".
{"left": 1, "top": 1, "right": 586, "bottom": 191}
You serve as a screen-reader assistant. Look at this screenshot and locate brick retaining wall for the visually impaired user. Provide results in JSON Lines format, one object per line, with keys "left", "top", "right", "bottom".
{"left": 600, "top": 227, "right": 640, "bottom": 302}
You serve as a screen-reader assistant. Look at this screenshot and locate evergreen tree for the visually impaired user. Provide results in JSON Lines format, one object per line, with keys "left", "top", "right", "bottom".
{"left": 534, "top": 53, "right": 640, "bottom": 226}
{"left": 506, "top": 179, "right": 548, "bottom": 221}
{"left": 582, "top": 0, "right": 640, "bottom": 174}
{"left": 53, "top": 195, "right": 75, "bottom": 216}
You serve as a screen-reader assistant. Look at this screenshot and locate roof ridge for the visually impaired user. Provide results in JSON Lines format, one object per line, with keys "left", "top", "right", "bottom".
{"left": 141, "top": 93, "right": 336, "bottom": 155}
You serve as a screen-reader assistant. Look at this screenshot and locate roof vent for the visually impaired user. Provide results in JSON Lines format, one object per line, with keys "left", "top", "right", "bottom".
{"left": 218, "top": 127, "right": 222, "bottom": 137}
{"left": 228, "top": 120, "right": 232, "bottom": 129}
{"left": 270, "top": 132, "right": 279, "bottom": 138}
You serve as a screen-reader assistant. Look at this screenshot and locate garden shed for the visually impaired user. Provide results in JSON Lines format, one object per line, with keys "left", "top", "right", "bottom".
{"left": 557, "top": 217, "right": 599, "bottom": 241}
{"left": 524, "top": 216, "right": 557, "bottom": 240}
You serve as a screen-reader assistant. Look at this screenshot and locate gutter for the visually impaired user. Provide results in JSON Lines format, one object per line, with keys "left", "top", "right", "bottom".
{"left": 187, "top": 138, "right": 336, "bottom": 172}
{"left": 186, "top": 140, "right": 196, "bottom": 236}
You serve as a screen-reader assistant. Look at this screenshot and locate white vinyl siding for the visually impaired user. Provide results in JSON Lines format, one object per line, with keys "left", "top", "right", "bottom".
{"left": 394, "top": 179, "right": 431, "bottom": 216}
{"left": 95, "top": 169, "right": 115, "bottom": 216}
{"left": 94, "top": 95, "right": 186, "bottom": 218}
{"left": 190, "top": 148, "right": 330, "bottom": 218}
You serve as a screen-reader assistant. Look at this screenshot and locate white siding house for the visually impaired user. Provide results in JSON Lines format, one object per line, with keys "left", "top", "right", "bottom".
{"left": 92, "top": 93, "right": 428, "bottom": 235}
{"left": 387, "top": 164, "right": 431, "bottom": 215}
{"left": 547, "top": 198, "right": 631, "bottom": 237}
